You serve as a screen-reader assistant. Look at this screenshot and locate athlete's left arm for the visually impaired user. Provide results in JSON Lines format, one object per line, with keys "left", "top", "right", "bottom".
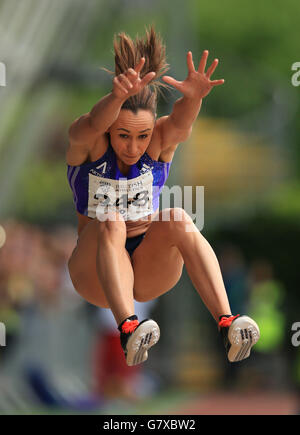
{"left": 158, "top": 50, "right": 224, "bottom": 159}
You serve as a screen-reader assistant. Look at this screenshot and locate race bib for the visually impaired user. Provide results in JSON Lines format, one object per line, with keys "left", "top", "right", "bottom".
{"left": 88, "top": 171, "right": 154, "bottom": 220}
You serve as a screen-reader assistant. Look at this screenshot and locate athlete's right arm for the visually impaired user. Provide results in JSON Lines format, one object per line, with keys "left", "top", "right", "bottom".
{"left": 66, "top": 93, "right": 127, "bottom": 166}
{"left": 66, "top": 58, "right": 156, "bottom": 166}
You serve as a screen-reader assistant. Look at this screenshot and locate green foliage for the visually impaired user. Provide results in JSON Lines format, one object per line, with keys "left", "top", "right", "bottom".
{"left": 83, "top": 1, "right": 166, "bottom": 65}
{"left": 65, "top": 85, "right": 108, "bottom": 121}
{"left": 188, "top": 0, "right": 300, "bottom": 116}
{"left": 12, "top": 160, "right": 73, "bottom": 225}
{"left": 266, "top": 180, "right": 300, "bottom": 220}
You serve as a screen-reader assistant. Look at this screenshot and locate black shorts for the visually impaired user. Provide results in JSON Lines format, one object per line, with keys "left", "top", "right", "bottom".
{"left": 125, "top": 232, "right": 146, "bottom": 257}
{"left": 76, "top": 231, "right": 146, "bottom": 257}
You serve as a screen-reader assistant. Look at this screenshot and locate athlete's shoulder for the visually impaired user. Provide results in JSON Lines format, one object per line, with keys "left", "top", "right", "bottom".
{"left": 66, "top": 130, "right": 109, "bottom": 166}
{"left": 68, "top": 113, "right": 101, "bottom": 145}
{"left": 146, "top": 116, "right": 177, "bottom": 163}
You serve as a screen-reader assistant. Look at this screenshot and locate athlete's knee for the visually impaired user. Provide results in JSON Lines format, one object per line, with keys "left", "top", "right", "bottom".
{"left": 162, "top": 207, "right": 194, "bottom": 235}
{"left": 133, "top": 288, "right": 152, "bottom": 303}
{"left": 96, "top": 211, "right": 126, "bottom": 239}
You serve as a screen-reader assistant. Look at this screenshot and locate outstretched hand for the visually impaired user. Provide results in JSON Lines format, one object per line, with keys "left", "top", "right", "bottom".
{"left": 112, "top": 57, "right": 156, "bottom": 100}
{"left": 162, "top": 50, "right": 224, "bottom": 99}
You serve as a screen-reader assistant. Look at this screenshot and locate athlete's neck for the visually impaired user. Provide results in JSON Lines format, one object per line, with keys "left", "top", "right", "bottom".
{"left": 116, "top": 158, "right": 131, "bottom": 176}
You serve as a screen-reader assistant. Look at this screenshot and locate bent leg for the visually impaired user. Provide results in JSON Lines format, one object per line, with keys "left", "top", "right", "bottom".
{"left": 175, "top": 216, "right": 232, "bottom": 322}
{"left": 68, "top": 214, "right": 135, "bottom": 325}
{"left": 132, "top": 208, "right": 231, "bottom": 322}
{"left": 95, "top": 213, "right": 135, "bottom": 324}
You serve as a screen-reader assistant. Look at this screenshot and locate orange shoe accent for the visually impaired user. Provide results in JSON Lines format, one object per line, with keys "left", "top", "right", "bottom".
{"left": 218, "top": 314, "right": 240, "bottom": 328}
{"left": 121, "top": 320, "right": 139, "bottom": 334}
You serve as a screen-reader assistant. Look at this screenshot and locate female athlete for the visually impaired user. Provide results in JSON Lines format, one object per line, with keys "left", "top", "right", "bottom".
{"left": 66, "top": 26, "right": 260, "bottom": 366}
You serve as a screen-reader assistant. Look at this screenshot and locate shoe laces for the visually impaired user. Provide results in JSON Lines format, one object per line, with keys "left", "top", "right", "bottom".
{"left": 121, "top": 319, "right": 139, "bottom": 334}
{"left": 218, "top": 314, "right": 240, "bottom": 328}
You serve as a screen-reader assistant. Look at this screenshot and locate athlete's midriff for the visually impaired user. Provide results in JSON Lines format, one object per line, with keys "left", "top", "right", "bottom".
{"left": 77, "top": 209, "right": 159, "bottom": 238}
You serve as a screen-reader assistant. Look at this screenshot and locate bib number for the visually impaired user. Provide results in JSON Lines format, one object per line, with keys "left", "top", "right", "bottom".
{"left": 88, "top": 172, "right": 154, "bottom": 220}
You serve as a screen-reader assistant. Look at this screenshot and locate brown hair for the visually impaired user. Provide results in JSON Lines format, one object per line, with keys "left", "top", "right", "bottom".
{"left": 102, "top": 25, "right": 170, "bottom": 116}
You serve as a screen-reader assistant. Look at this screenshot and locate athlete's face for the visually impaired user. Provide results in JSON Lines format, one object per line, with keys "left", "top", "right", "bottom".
{"left": 107, "top": 109, "right": 156, "bottom": 164}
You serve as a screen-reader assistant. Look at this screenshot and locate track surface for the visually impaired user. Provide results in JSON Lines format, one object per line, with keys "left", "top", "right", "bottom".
{"left": 167, "top": 391, "right": 299, "bottom": 415}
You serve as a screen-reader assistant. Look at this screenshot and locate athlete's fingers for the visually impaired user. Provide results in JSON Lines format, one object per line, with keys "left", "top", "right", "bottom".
{"left": 206, "top": 59, "right": 219, "bottom": 79}
{"left": 119, "top": 73, "right": 133, "bottom": 89}
{"left": 113, "top": 76, "right": 128, "bottom": 94}
{"left": 140, "top": 71, "right": 156, "bottom": 87}
{"left": 187, "top": 51, "right": 196, "bottom": 74}
{"left": 198, "top": 50, "right": 209, "bottom": 74}
{"left": 210, "top": 79, "right": 225, "bottom": 86}
{"left": 125, "top": 68, "right": 139, "bottom": 87}
{"left": 135, "top": 57, "right": 145, "bottom": 74}
{"left": 115, "top": 81, "right": 128, "bottom": 94}
{"left": 127, "top": 68, "right": 137, "bottom": 79}
{"left": 162, "top": 75, "right": 182, "bottom": 90}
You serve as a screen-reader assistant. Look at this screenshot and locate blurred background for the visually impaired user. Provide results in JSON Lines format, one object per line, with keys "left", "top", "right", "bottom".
{"left": 0, "top": 0, "right": 300, "bottom": 415}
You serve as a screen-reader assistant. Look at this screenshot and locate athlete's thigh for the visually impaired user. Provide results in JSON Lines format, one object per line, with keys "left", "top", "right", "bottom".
{"left": 131, "top": 216, "right": 184, "bottom": 302}
{"left": 68, "top": 219, "right": 134, "bottom": 308}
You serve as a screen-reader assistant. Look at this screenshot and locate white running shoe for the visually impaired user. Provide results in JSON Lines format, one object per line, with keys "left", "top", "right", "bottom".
{"left": 119, "top": 318, "right": 160, "bottom": 366}
{"left": 219, "top": 315, "right": 260, "bottom": 362}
